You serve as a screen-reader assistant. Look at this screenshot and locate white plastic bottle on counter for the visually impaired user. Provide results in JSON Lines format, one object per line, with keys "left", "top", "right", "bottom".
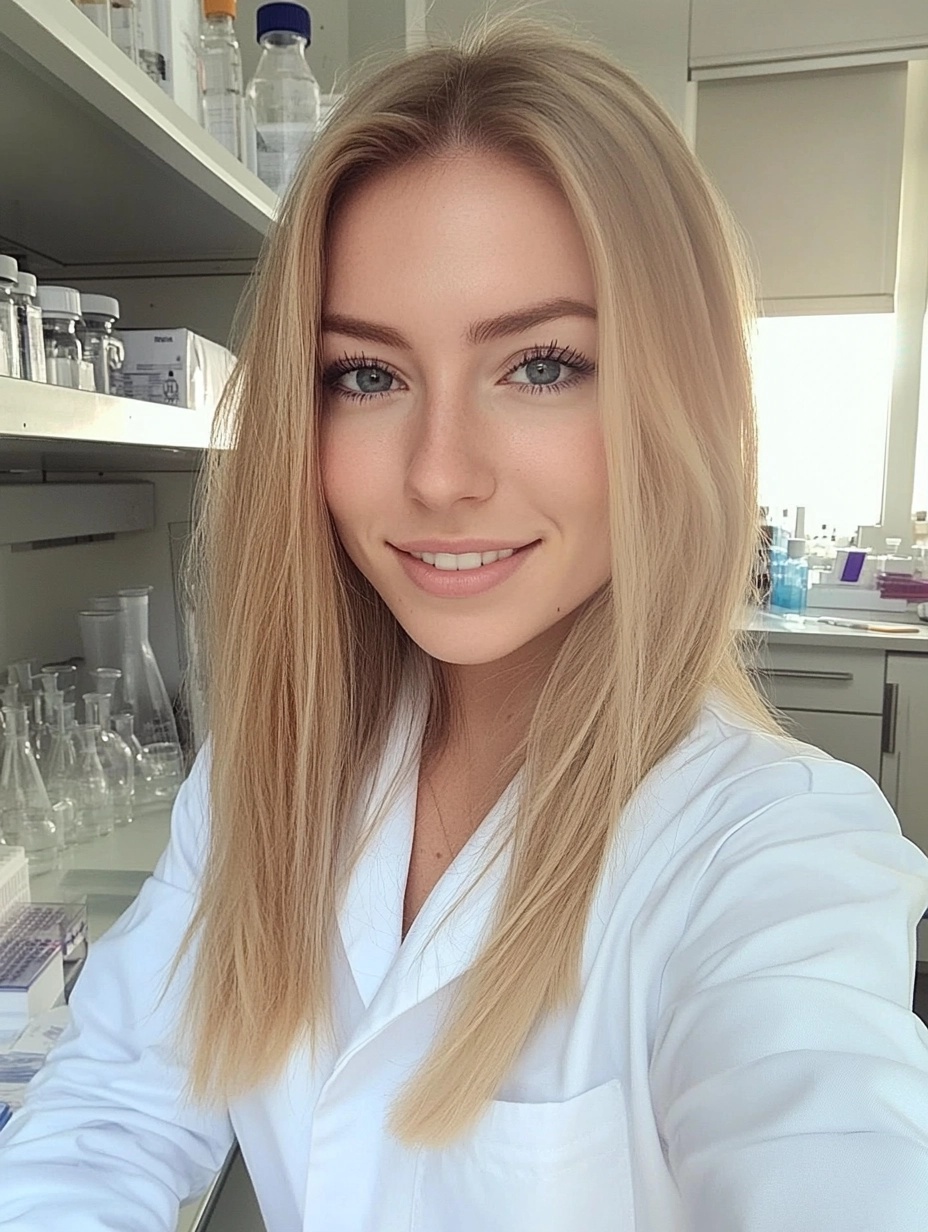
{"left": 244, "top": 1, "right": 320, "bottom": 197}
{"left": 36, "top": 286, "right": 84, "bottom": 390}
{"left": 0, "top": 256, "right": 22, "bottom": 379}
{"left": 12, "top": 272, "right": 47, "bottom": 383}
{"left": 198, "top": 0, "right": 245, "bottom": 160}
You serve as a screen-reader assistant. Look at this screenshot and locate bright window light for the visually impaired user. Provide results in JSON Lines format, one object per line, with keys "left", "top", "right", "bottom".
{"left": 750, "top": 313, "right": 895, "bottom": 536}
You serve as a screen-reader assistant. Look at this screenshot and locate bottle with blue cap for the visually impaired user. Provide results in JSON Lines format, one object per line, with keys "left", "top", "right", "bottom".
{"left": 244, "top": 2, "right": 321, "bottom": 197}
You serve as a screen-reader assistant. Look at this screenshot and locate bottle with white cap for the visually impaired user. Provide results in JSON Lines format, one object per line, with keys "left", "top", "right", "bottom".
{"left": 36, "top": 286, "right": 84, "bottom": 389}
{"left": 77, "top": 294, "right": 125, "bottom": 396}
{"left": 11, "top": 271, "right": 47, "bottom": 383}
{"left": 0, "top": 255, "right": 22, "bottom": 379}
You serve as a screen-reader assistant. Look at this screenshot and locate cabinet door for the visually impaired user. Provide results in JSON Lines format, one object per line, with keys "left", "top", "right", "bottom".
{"left": 779, "top": 708, "right": 884, "bottom": 782}
{"left": 882, "top": 655, "right": 928, "bottom": 859}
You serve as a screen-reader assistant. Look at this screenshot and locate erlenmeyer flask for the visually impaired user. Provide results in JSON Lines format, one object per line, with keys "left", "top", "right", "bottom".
{"left": 43, "top": 696, "right": 83, "bottom": 847}
{"left": 74, "top": 723, "right": 114, "bottom": 838}
{"left": 83, "top": 693, "right": 134, "bottom": 827}
{"left": 112, "top": 712, "right": 151, "bottom": 809}
{"left": 0, "top": 705, "right": 55, "bottom": 852}
{"left": 117, "top": 587, "right": 180, "bottom": 747}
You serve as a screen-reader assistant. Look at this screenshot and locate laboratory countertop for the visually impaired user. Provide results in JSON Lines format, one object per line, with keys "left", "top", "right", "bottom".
{"left": 745, "top": 609, "right": 928, "bottom": 654}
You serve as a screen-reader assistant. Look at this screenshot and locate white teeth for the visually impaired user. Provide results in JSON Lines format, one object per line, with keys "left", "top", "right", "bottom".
{"left": 409, "top": 547, "right": 517, "bottom": 570}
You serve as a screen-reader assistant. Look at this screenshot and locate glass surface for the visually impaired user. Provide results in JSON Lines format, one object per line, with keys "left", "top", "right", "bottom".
{"left": 139, "top": 742, "right": 184, "bottom": 805}
{"left": 117, "top": 587, "right": 180, "bottom": 747}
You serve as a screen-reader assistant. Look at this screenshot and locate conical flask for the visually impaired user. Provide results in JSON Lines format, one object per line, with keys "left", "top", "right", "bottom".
{"left": 0, "top": 705, "right": 54, "bottom": 852}
{"left": 83, "top": 692, "right": 134, "bottom": 826}
{"left": 117, "top": 587, "right": 180, "bottom": 748}
{"left": 74, "top": 723, "right": 114, "bottom": 839}
{"left": 43, "top": 695, "right": 83, "bottom": 847}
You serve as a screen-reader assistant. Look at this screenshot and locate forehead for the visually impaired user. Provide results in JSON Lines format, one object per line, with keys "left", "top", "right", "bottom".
{"left": 323, "top": 151, "right": 595, "bottom": 319}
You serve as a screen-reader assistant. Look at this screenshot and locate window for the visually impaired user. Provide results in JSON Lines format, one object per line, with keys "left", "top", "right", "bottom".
{"left": 750, "top": 313, "right": 895, "bottom": 536}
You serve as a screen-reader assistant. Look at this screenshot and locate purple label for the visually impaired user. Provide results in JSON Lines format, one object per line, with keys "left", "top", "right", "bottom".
{"left": 840, "top": 551, "right": 866, "bottom": 582}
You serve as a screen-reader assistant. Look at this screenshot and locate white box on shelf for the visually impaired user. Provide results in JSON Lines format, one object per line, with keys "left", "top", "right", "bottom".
{"left": 118, "top": 328, "right": 236, "bottom": 413}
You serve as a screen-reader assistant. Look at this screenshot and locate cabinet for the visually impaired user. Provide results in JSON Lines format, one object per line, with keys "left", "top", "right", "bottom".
{"left": 691, "top": 0, "right": 928, "bottom": 70}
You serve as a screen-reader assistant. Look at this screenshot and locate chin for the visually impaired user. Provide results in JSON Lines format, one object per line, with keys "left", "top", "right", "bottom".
{"left": 394, "top": 618, "right": 540, "bottom": 667}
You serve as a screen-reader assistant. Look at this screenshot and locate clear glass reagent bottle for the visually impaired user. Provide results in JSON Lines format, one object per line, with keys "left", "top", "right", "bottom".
{"left": 37, "top": 286, "right": 84, "bottom": 389}
{"left": 77, "top": 294, "right": 124, "bottom": 395}
{"left": 11, "top": 271, "right": 47, "bottom": 383}
{"left": 198, "top": 0, "right": 246, "bottom": 161}
{"left": 244, "top": 2, "right": 320, "bottom": 197}
{"left": 0, "top": 255, "right": 22, "bottom": 379}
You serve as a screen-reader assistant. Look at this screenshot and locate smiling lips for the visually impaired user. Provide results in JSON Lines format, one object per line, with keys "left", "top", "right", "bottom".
{"left": 391, "top": 540, "right": 540, "bottom": 595}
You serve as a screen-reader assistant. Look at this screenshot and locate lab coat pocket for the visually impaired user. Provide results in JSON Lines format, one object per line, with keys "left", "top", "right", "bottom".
{"left": 414, "top": 1078, "right": 635, "bottom": 1232}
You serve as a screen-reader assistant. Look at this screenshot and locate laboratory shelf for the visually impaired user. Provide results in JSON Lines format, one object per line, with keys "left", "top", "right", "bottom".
{"left": 0, "top": 0, "right": 277, "bottom": 273}
{"left": 0, "top": 376, "right": 215, "bottom": 471}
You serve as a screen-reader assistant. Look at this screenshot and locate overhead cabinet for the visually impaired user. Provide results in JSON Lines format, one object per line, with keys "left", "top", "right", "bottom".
{"left": 695, "top": 64, "right": 907, "bottom": 313}
{"left": 691, "top": 0, "right": 928, "bottom": 71}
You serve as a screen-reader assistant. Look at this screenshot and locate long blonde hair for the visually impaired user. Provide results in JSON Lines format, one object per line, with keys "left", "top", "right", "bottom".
{"left": 180, "top": 12, "right": 779, "bottom": 1147}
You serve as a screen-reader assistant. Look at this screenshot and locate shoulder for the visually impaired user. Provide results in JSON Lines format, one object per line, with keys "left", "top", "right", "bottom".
{"left": 613, "top": 693, "right": 912, "bottom": 883}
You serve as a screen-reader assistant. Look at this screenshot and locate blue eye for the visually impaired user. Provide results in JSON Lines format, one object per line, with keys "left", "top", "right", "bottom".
{"left": 503, "top": 344, "right": 596, "bottom": 395}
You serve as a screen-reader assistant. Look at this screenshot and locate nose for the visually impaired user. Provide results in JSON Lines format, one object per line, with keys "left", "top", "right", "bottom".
{"left": 403, "top": 392, "right": 497, "bottom": 510}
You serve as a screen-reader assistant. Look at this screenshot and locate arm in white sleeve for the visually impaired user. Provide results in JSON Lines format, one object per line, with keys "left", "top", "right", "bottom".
{"left": 0, "top": 744, "right": 234, "bottom": 1231}
{"left": 650, "top": 756, "right": 928, "bottom": 1232}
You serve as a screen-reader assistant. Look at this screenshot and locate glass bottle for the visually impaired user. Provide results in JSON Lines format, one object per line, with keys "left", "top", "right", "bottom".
{"left": 0, "top": 255, "right": 22, "bottom": 379}
{"left": 11, "top": 271, "right": 47, "bottom": 383}
{"left": 42, "top": 696, "right": 83, "bottom": 848}
{"left": 72, "top": 0, "right": 112, "bottom": 37}
{"left": 84, "top": 693, "right": 134, "bottom": 827}
{"left": 244, "top": 2, "right": 320, "bottom": 196}
{"left": 76, "top": 294, "right": 125, "bottom": 396}
{"left": 74, "top": 724, "right": 115, "bottom": 838}
{"left": 199, "top": 0, "right": 246, "bottom": 161}
{"left": 118, "top": 587, "right": 181, "bottom": 747}
{"left": 111, "top": 0, "right": 140, "bottom": 65}
{"left": 37, "top": 286, "right": 84, "bottom": 389}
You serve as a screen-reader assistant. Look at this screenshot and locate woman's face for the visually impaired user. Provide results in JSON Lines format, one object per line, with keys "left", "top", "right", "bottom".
{"left": 320, "top": 150, "right": 611, "bottom": 667}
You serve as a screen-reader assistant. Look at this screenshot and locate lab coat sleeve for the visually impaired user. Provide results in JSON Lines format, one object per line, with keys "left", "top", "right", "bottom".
{"left": 0, "top": 743, "right": 235, "bottom": 1232}
{"left": 649, "top": 757, "right": 928, "bottom": 1232}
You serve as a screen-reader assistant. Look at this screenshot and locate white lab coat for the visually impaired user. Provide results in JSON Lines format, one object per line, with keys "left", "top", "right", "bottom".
{"left": 2, "top": 688, "right": 928, "bottom": 1232}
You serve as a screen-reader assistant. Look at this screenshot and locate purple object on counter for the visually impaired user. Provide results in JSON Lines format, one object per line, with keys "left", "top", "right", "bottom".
{"left": 839, "top": 550, "right": 867, "bottom": 582}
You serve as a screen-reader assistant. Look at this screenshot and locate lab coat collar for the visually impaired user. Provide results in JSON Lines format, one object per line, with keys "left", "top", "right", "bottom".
{"left": 335, "top": 680, "right": 520, "bottom": 1053}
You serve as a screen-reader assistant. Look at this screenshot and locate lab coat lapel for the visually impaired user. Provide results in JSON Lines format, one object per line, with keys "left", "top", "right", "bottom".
{"left": 335, "top": 680, "right": 522, "bottom": 1057}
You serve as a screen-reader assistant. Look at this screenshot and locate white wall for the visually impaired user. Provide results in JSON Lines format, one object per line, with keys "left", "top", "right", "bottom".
{"left": 420, "top": 0, "right": 691, "bottom": 123}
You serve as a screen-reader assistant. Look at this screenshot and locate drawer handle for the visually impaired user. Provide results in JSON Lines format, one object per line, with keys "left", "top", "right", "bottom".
{"left": 754, "top": 668, "right": 854, "bottom": 682}
{"left": 882, "top": 682, "right": 899, "bottom": 755}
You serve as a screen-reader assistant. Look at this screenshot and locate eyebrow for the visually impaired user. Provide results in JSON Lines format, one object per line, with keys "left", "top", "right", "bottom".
{"left": 320, "top": 296, "right": 597, "bottom": 349}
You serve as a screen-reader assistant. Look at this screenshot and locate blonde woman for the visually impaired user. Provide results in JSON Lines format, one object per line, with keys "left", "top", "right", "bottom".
{"left": 3, "top": 15, "right": 928, "bottom": 1231}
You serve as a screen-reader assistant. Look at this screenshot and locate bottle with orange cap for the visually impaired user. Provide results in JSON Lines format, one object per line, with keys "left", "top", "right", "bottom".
{"left": 198, "top": 0, "right": 245, "bottom": 161}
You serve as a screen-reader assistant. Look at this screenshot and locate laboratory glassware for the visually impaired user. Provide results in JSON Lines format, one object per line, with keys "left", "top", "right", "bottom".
{"left": 37, "top": 286, "right": 84, "bottom": 389}
{"left": 0, "top": 706, "right": 56, "bottom": 864}
{"left": 199, "top": 0, "right": 246, "bottom": 160}
{"left": 76, "top": 294, "right": 125, "bottom": 395}
{"left": 43, "top": 699, "right": 84, "bottom": 847}
{"left": 112, "top": 712, "right": 152, "bottom": 807}
{"left": 72, "top": 0, "right": 112, "bottom": 37}
{"left": 139, "top": 741, "right": 184, "bottom": 804}
{"left": 1, "top": 807, "right": 59, "bottom": 876}
{"left": 244, "top": 2, "right": 320, "bottom": 196}
{"left": 93, "top": 667, "right": 126, "bottom": 716}
{"left": 118, "top": 587, "right": 181, "bottom": 747}
{"left": 83, "top": 693, "right": 134, "bottom": 827}
{"left": 111, "top": 0, "right": 140, "bottom": 65}
{"left": 11, "top": 271, "right": 47, "bottom": 383}
{"left": 74, "top": 724, "right": 115, "bottom": 838}
{"left": 0, "top": 255, "right": 22, "bottom": 379}
{"left": 79, "top": 609, "right": 125, "bottom": 698}
{"left": 40, "top": 663, "right": 78, "bottom": 706}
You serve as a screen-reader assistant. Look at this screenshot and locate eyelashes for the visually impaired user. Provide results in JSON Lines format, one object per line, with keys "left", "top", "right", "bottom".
{"left": 320, "top": 341, "right": 596, "bottom": 404}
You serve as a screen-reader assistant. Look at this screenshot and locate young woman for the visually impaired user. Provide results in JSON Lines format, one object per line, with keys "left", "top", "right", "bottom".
{"left": 2, "top": 16, "right": 928, "bottom": 1232}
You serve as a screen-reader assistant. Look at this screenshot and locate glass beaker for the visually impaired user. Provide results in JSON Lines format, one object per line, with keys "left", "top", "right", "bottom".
{"left": 139, "top": 742, "right": 185, "bottom": 805}
{"left": 118, "top": 587, "right": 180, "bottom": 747}
{"left": 78, "top": 609, "right": 125, "bottom": 698}
{"left": 74, "top": 724, "right": 115, "bottom": 838}
{"left": 83, "top": 693, "right": 133, "bottom": 826}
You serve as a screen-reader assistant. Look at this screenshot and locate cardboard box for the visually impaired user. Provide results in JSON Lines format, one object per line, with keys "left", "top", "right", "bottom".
{"left": 117, "top": 328, "right": 236, "bottom": 413}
